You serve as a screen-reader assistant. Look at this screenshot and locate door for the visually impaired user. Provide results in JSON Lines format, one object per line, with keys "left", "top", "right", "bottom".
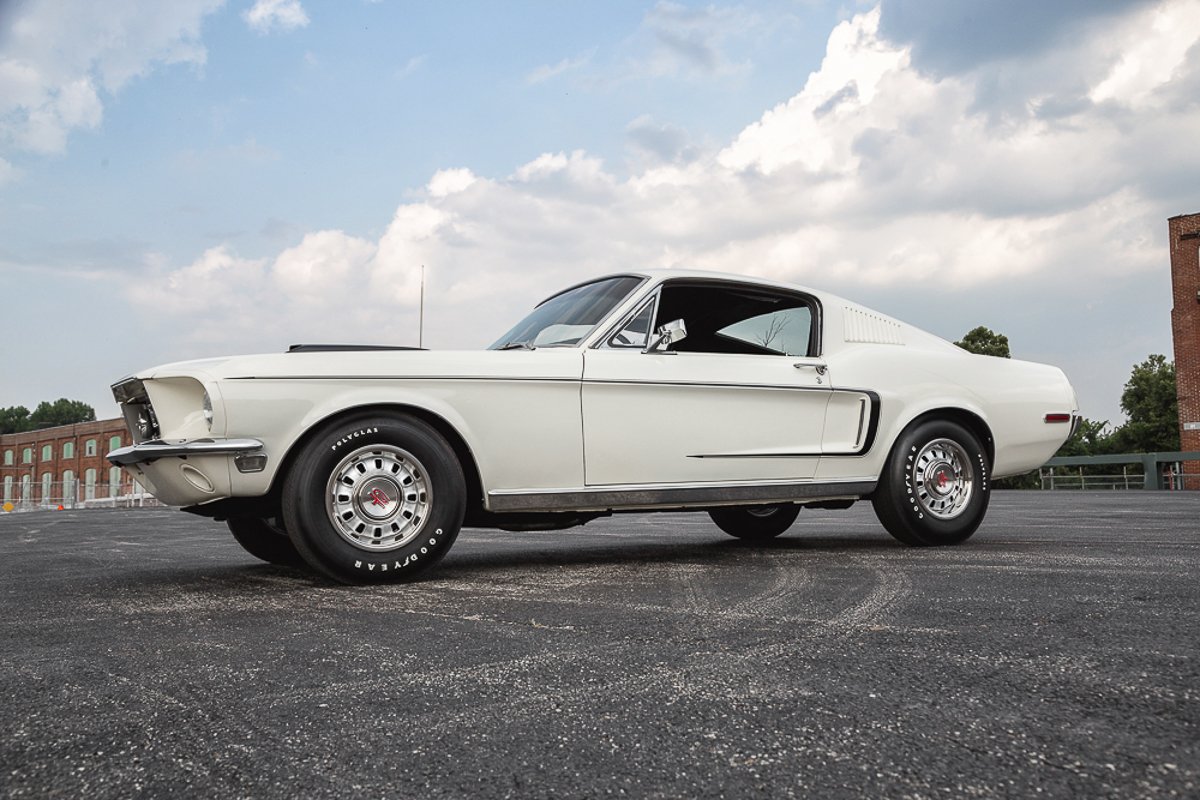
{"left": 581, "top": 280, "right": 831, "bottom": 486}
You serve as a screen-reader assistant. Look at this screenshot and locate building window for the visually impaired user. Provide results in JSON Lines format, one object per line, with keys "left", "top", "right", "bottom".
{"left": 109, "top": 467, "right": 122, "bottom": 497}
{"left": 41, "top": 472, "right": 52, "bottom": 503}
{"left": 109, "top": 436, "right": 121, "bottom": 453}
{"left": 84, "top": 469, "right": 97, "bottom": 501}
{"left": 63, "top": 470, "right": 75, "bottom": 503}
{"left": 41, "top": 444, "right": 52, "bottom": 462}
{"left": 21, "top": 475, "right": 31, "bottom": 501}
{"left": 3, "top": 449, "right": 12, "bottom": 466}
{"left": 62, "top": 442, "right": 75, "bottom": 459}
{"left": 85, "top": 439, "right": 97, "bottom": 457}
{"left": 22, "top": 447, "right": 32, "bottom": 464}
{"left": 3, "top": 476, "right": 12, "bottom": 503}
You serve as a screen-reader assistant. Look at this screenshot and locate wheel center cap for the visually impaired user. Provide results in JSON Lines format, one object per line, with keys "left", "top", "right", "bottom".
{"left": 357, "top": 477, "right": 400, "bottom": 520}
{"left": 927, "top": 464, "right": 956, "bottom": 496}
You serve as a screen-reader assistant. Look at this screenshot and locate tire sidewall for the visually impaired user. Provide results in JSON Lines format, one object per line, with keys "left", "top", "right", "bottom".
{"left": 889, "top": 420, "right": 990, "bottom": 544}
{"left": 227, "top": 516, "right": 305, "bottom": 567}
{"left": 710, "top": 504, "right": 800, "bottom": 540}
{"left": 283, "top": 416, "right": 465, "bottom": 582}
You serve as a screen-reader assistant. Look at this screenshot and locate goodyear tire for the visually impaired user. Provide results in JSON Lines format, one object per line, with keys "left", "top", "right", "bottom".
{"left": 872, "top": 419, "right": 990, "bottom": 546}
{"left": 708, "top": 504, "right": 800, "bottom": 541}
{"left": 226, "top": 516, "right": 306, "bottom": 567}
{"left": 282, "top": 414, "right": 465, "bottom": 584}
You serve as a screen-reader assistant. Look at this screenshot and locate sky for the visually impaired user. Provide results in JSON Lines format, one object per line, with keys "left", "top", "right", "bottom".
{"left": 2, "top": 0, "right": 1199, "bottom": 426}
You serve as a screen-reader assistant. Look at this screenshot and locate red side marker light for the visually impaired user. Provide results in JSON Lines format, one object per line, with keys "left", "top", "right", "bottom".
{"left": 1044, "top": 413, "right": 1071, "bottom": 423}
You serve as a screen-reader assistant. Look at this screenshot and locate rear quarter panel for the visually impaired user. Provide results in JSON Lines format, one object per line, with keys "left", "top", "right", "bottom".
{"left": 816, "top": 301, "right": 1075, "bottom": 481}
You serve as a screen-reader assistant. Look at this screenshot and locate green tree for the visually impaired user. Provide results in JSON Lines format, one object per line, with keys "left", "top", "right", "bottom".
{"left": 0, "top": 405, "right": 32, "bottom": 434}
{"left": 1108, "top": 355, "right": 1179, "bottom": 453}
{"left": 1055, "top": 417, "right": 1113, "bottom": 458}
{"left": 955, "top": 326, "right": 1011, "bottom": 358}
{"left": 28, "top": 399, "right": 96, "bottom": 429}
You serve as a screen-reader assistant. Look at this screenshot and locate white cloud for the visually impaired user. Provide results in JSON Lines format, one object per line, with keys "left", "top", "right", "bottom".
{"left": 427, "top": 168, "right": 477, "bottom": 198}
{"left": 243, "top": 0, "right": 310, "bottom": 34}
{"left": 273, "top": 230, "right": 376, "bottom": 305}
{"left": 1090, "top": 0, "right": 1200, "bottom": 106}
{"left": 526, "top": 51, "right": 594, "bottom": 85}
{"left": 127, "top": 0, "right": 1200, "bottom": 403}
{"left": 634, "top": 1, "right": 756, "bottom": 78}
{"left": 625, "top": 114, "right": 695, "bottom": 164}
{"left": 393, "top": 54, "right": 427, "bottom": 81}
{"left": 0, "top": 0, "right": 221, "bottom": 156}
{"left": 719, "top": 7, "right": 910, "bottom": 176}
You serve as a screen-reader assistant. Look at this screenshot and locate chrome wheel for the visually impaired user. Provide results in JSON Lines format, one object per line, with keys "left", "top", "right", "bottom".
{"left": 911, "top": 438, "right": 973, "bottom": 520}
{"left": 325, "top": 444, "right": 432, "bottom": 552}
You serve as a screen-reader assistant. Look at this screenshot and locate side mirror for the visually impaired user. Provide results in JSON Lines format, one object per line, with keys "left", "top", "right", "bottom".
{"left": 644, "top": 319, "right": 687, "bottom": 353}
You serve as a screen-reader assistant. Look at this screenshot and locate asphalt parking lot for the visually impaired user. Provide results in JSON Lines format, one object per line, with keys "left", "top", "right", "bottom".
{"left": 2, "top": 492, "right": 1198, "bottom": 799}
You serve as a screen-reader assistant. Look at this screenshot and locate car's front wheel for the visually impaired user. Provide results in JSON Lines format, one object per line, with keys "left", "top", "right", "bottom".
{"left": 226, "top": 516, "right": 305, "bottom": 566}
{"left": 872, "top": 419, "right": 990, "bottom": 546}
{"left": 709, "top": 504, "right": 800, "bottom": 541}
{"left": 282, "top": 414, "right": 466, "bottom": 584}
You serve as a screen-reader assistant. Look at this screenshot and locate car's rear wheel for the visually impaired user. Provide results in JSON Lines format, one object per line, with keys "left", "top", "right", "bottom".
{"left": 226, "top": 516, "right": 305, "bottom": 566}
{"left": 709, "top": 504, "right": 800, "bottom": 541}
{"left": 282, "top": 414, "right": 466, "bottom": 584}
{"left": 872, "top": 419, "right": 990, "bottom": 546}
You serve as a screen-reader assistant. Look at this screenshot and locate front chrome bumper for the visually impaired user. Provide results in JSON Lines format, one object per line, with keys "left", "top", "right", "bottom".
{"left": 108, "top": 438, "right": 264, "bottom": 466}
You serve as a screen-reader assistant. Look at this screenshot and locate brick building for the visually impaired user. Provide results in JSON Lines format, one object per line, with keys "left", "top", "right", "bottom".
{"left": 1169, "top": 212, "right": 1200, "bottom": 488}
{"left": 0, "top": 418, "right": 133, "bottom": 509}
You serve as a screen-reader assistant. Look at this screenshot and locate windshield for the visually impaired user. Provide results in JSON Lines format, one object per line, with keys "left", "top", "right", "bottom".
{"left": 490, "top": 276, "right": 644, "bottom": 349}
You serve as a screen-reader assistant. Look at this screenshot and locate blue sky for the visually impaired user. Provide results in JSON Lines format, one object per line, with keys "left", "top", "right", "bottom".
{"left": 2, "top": 0, "right": 1199, "bottom": 427}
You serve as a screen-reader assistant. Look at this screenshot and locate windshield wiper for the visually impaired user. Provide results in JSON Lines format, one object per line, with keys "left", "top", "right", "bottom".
{"left": 498, "top": 340, "right": 537, "bottom": 351}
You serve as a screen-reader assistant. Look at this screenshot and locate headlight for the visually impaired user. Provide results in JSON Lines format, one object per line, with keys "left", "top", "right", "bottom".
{"left": 202, "top": 392, "right": 214, "bottom": 431}
{"left": 135, "top": 407, "right": 156, "bottom": 440}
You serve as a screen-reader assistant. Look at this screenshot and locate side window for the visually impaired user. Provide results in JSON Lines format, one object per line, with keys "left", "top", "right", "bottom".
{"left": 717, "top": 306, "right": 813, "bottom": 356}
{"left": 654, "top": 283, "right": 816, "bottom": 357}
{"left": 605, "top": 296, "right": 656, "bottom": 350}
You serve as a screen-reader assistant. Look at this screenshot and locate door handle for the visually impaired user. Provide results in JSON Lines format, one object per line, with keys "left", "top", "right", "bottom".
{"left": 793, "top": 362, "right": 827, "bottom": 375}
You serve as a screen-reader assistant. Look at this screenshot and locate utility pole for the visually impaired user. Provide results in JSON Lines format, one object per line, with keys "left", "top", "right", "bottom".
{"left": 419, "top": 264, "right": 425, "bottom": 349}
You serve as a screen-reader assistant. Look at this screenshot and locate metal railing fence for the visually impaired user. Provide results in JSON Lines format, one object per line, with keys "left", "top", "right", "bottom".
{"left": 1, "top": 480, "right": 161, "bottom": 512}
{"left": 1040, "top": 451, "right": 1200, "bottom": 490}
{"left": 1038, "top": 468, "right": 1200, "bottom": 491}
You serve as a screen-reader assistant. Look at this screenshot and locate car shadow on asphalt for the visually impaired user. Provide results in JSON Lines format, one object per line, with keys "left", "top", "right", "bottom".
{"left": 429, "top": 532, "right": 906, "bottom": 577}
{"left": 71, "top": 533, "right": 909, "bottom": 593}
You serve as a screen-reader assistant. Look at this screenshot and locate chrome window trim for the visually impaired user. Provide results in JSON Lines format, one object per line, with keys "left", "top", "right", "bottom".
{"left": 591, "top": 277, "right": 824, "bottom": 358}
{"left": 595, "top": 289, "right": 661, "bottom": 350}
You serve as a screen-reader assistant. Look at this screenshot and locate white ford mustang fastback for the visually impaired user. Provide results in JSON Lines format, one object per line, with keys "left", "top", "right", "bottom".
{"left": 110, "top": 269, "right": 1078, "bottom": 583}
